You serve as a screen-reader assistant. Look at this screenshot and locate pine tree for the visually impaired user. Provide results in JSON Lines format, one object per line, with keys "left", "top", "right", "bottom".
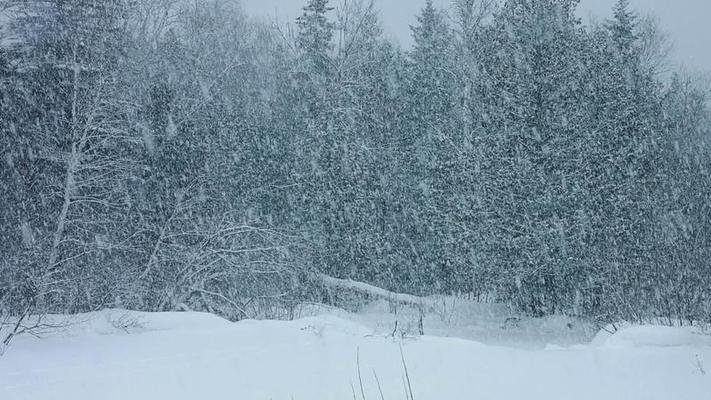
{"left": 475, "top": 0, "right": 592, "bottom": 315}
{"left": 292, "top": 0, "right": 337, "bottom": 281}
{"left": 398, "top": 0, "right": 464, "bottom": 293}
{"left": 296, "top": 0, "right": 335, "bottom": 73}
{"left": 607, "top": 0, "right": 638, "bottom": 62}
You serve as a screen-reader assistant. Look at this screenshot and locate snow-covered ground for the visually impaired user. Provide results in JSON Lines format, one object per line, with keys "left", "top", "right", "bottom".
{"left": 1, "top": 307, "right": 710, "bottom": 400}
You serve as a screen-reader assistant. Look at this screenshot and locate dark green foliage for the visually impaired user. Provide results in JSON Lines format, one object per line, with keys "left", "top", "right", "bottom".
{"left": 1, "top": 0, "right": 709, "bottom": 327}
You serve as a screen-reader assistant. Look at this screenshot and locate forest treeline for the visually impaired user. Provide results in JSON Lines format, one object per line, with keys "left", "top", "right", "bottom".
{"left": 1, "top": 0, "right": 710, "bottom": 333}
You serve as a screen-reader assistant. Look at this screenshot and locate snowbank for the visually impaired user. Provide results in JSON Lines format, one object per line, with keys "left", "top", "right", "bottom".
{"left": 298, "top": 298, "right": 598, "bottom": 348}
{"left": 594, "top": 324, "right": 711, "bottom": 348}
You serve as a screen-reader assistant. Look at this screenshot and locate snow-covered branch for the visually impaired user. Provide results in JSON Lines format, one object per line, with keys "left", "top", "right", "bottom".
{"left": 317, "top": 273, "right": 431, "bottom": 311}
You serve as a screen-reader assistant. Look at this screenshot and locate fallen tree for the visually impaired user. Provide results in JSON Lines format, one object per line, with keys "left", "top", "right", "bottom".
{"left": 317, "top": 274, "right": 430, "bottom": 309}
{"left": 316, "top": 273, "right": 431, "bottom": 335}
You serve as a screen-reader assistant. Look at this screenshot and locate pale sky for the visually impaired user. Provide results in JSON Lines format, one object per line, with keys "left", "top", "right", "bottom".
{"left": 241, "top": 0, "right": 710, "bottom": 71}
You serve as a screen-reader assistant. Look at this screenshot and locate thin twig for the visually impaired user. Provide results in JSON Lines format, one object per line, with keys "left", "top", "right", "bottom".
{"left": 372, "top": 369, "right": 385, "bottom": 400}
{"left": 357, "top": 347, "right": 366, "bottom": 400}
{"left": 400, "top": 344, "right": 414, "bottom": 400}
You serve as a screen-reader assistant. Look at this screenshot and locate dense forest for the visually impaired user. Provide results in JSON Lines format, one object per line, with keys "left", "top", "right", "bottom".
{"left": 1, "top": 0, "right": 709, "bottom": 341}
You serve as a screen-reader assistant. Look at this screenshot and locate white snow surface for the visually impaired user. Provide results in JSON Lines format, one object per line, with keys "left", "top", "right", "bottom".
{"left": 1, "top": 308, "right": 710, "bottom": 400}
{"left": 593, "top": 323, "right": 711, "bottom": 348}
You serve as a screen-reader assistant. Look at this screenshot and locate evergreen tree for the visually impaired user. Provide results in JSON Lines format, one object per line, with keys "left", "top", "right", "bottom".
{"left": 475, "top": 0, "right": 593, "bottom": 315}
{"left": 296, "top": 0, "right": 335, "bottom": 72}
{"left": 401, "top": 0, "right": 460, "bottom": 293}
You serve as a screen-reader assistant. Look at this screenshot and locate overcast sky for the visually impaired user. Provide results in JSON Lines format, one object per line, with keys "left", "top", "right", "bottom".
{"left": 242, "top": 0, "right": 710, "bottom": 71}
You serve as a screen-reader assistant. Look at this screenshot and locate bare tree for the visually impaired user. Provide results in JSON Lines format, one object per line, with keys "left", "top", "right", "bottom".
{"left": 1, "top": 1, "right": 138, "bottom": 328}
{"left": 637, "top": 14, "right": 673, "bottom": 77}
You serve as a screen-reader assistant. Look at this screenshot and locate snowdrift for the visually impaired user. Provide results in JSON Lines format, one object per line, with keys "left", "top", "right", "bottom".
{"left": 593, "top": 324, "right": 711, "bottom": 348}
{"left": 0, "top": 309, "right": 709, "bottom": 400}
